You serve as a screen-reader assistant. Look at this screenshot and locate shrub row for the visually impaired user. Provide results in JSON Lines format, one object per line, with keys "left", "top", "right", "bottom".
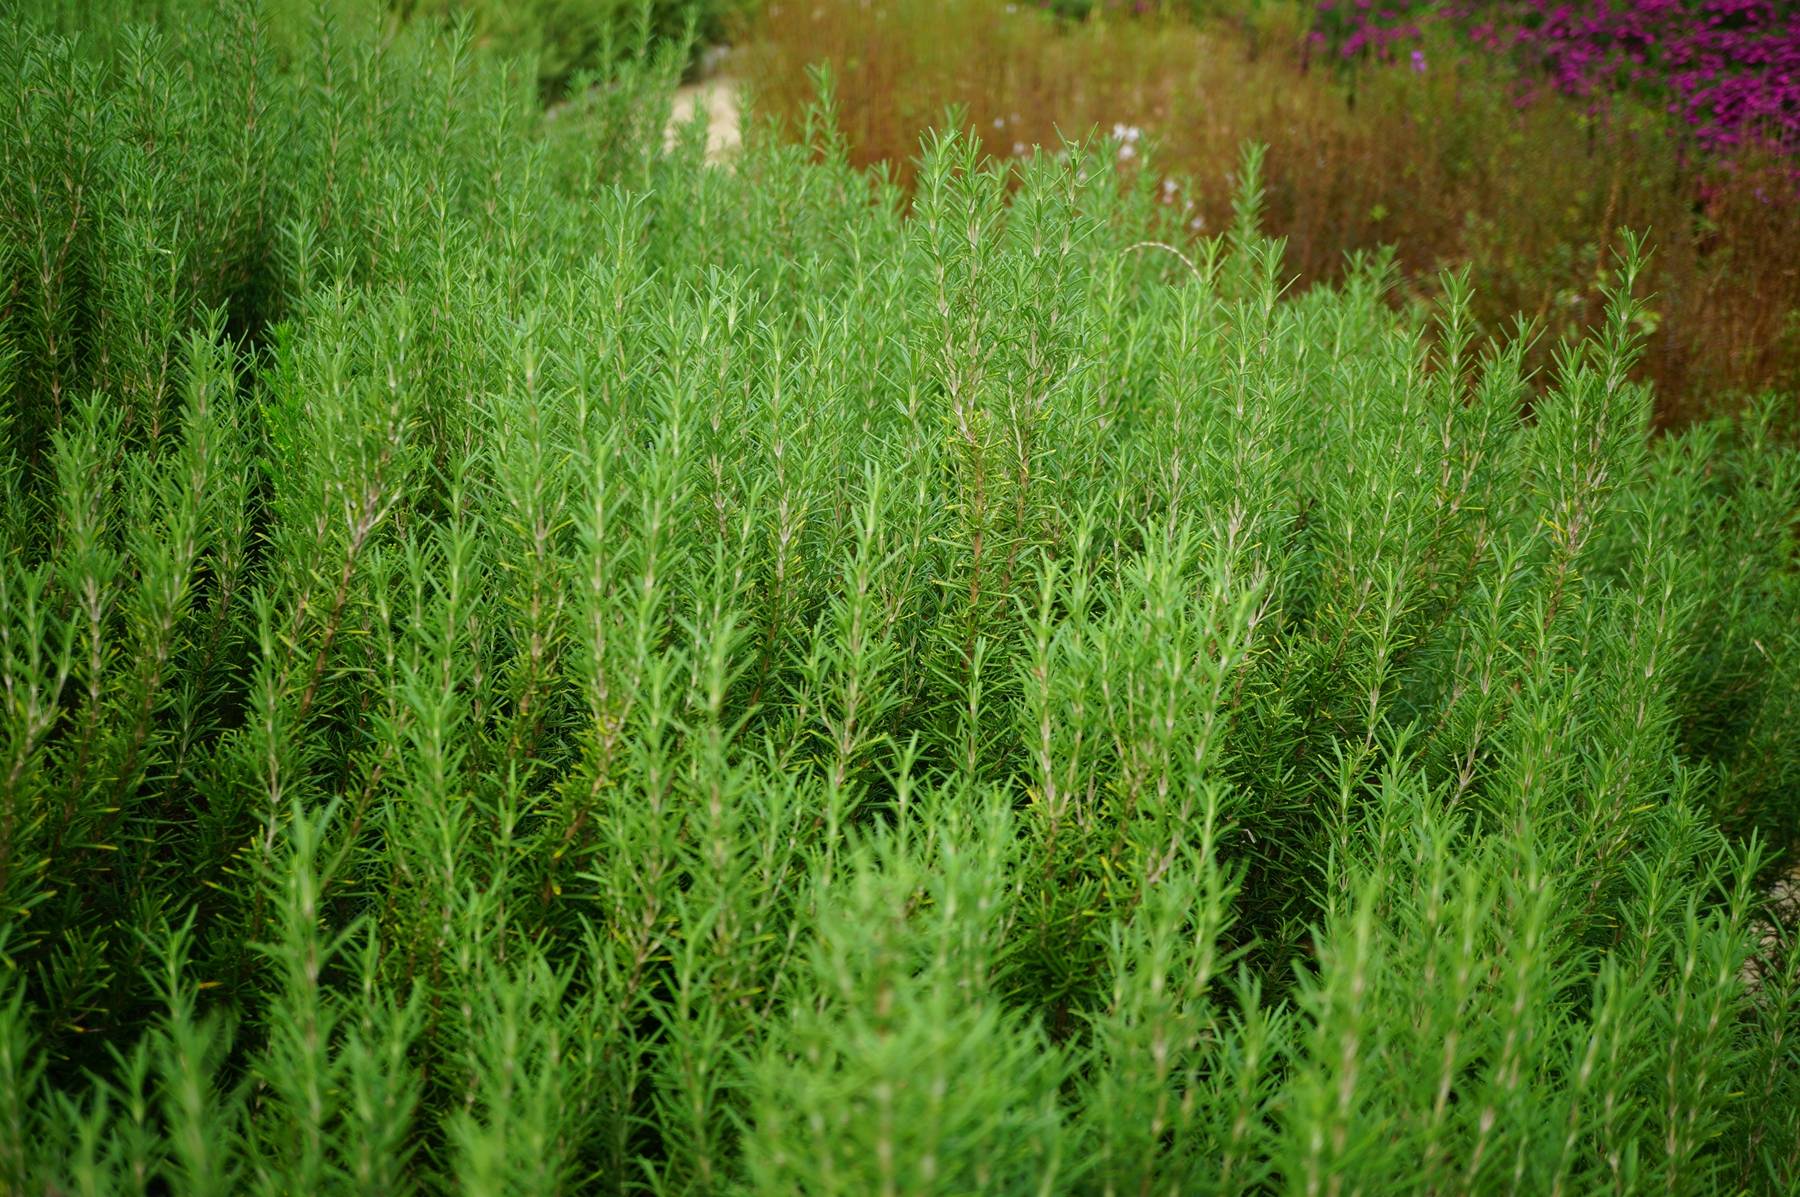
{"left": 1, "top": 2, "right": 1798, "bottom": 1192}
{"left": 745, "top": 0, "right": 1800, "bottom": 422}
{"left": 1313, "top": 0, "right": 1800, "bottom": 159}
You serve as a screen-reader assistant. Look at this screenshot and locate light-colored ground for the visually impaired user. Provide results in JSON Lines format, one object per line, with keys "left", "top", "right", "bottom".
{"left": 665, "top": 77, "right": 742, "bottom": 163}
{"left": 1745, "top": 863, "right": 1800, "bottom": 992}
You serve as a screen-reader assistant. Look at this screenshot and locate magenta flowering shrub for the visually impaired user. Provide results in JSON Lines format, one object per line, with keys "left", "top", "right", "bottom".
{"left": 1311, "top": 0, "right": 1430, "bottom": 61}
{"left": 1313, "top": 1, "right": 1800, "bottom": 158}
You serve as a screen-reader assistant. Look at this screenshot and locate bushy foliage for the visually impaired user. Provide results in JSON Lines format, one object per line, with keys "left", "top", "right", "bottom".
{"left": 1, "top": 2, "right": 1798, "bottom": 1192}
{"left": 1313, "top": 0, "right": 1800, "bottom": 159}
{"left": 746, "top": 0, "right": 1800, "bottom": 425}
{"left": 396, "top": 0, "right": 748, "bottom": 100}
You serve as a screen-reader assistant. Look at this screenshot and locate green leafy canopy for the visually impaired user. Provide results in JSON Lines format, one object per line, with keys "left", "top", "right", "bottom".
{"left": 0, "top": 3, "right": 1797, "bottom": 1193}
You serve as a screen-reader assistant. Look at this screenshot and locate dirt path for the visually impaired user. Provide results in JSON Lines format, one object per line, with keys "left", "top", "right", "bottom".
{"left": 666, "top": 76, "right": 742, "bottom": 164}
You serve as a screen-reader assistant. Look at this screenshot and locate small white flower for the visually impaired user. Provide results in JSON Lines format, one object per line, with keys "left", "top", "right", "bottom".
{"left": 1110, "top": 123, "right": 1143, "bottom": 161}
{"left": 1162, "top": 178, "right": 1178, "bottom": 195}
{"left": 1013, "top": 141, "right": 1027, "bottom": 157}
{"left": 994, "top": 117, "right": 1006, "bottom": 129}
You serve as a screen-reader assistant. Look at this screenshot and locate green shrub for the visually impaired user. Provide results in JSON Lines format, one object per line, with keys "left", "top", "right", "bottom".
{"left": 396, "top": 0, "right": 746, "bottom": 99}
{"left": 1, "top": 3, "right": 1797, "bottom": 1193}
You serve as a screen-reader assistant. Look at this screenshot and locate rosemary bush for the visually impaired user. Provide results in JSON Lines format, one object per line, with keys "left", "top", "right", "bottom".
{"left": 1, "top": 3, "right": 1797, "bottom": 1192}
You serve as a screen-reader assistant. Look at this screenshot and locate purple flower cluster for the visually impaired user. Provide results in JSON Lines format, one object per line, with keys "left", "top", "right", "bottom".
{"left": 1312, "top": 0, "right": 1429, "bottom": 60}
{"left": 1312, "top": 1, "right": 1800, "bottom": 160}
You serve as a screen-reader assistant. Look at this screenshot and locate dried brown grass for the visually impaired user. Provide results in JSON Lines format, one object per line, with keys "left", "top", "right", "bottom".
{"left": 741, "top": 0, "right": 1800, "bottom": 424}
